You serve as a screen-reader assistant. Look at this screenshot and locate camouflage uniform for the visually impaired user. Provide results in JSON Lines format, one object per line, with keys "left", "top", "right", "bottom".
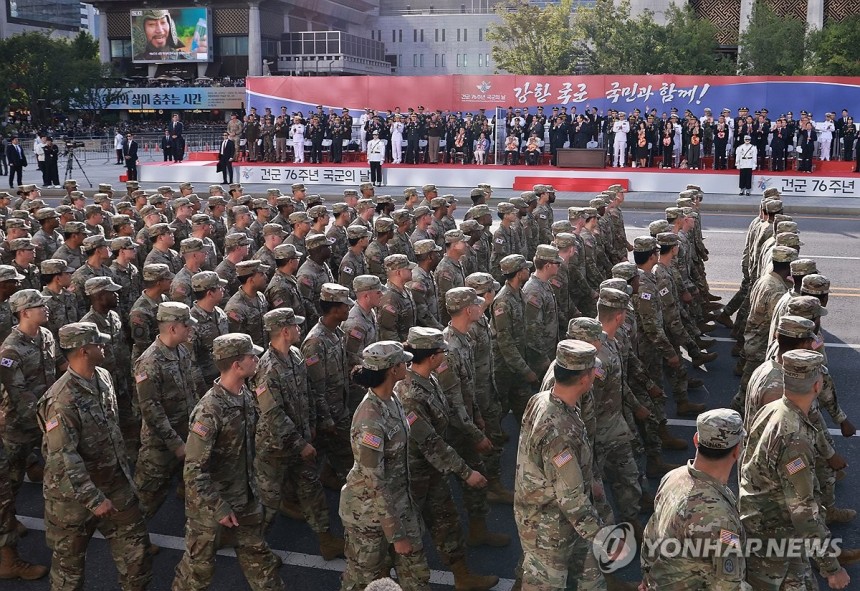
{"left": 297, "top": 258, "right": 334, "bottom": 328}
{"left": 326, "top": 223, "right": 349, "bottom": 273}
{"left": 534, "top": 202, "right": 554, "bottom": 246}
{"left": 388, "top": 229, "right": 416, "bottom": 262}
{"left": 190, "top": 302, "right": 229, "bottom": 387}
{"left": 434, "top": 254, "right": 466, "bottom": 325}
{"left": 129, "top": 292, "right": 165, "bottom": 365}
{"left": 54, "top": 242, "right": 85, "bottom": 272}
{"left": 490, "top": 221, "right": 519, "bottom": 283}
{"left": 266, "top": 269, "right": 309, "bottom": 331}
{"left": 408, "top": 264, "right": 443, "bottom": 331}
{"left": 364, "top": 238, "right": 390, "bottom": 283}
{"left": 491, "top": 267, "right": 533, "bottom": 420}
{"left": 215, "top": 258, "right": 239, "bottom": 300}
{"left": 522, "top": 268, "right": 559, "bottom": 376}
{"left": 225, "top": 287, "right": 269, "bottom": 349}
{"left": 338, "top": 248, "right": 367, "bottom": 295}
{"left": 378, "top": 282, "right": 417, "bottom": 342}
{"left": 109, "top": 260, "right": 141, "bottom": 324}
{"left": 343, "top": 298, "right": 378, "bottom": 413}
{"left": 70, "top": 262, "right": 109, "bottom": 317}
{"left": 169, "top": 266, "right": 196, "bottom": 307}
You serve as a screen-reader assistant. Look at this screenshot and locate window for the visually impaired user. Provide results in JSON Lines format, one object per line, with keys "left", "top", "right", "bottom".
{"left": 435, "top": 54, "right": 438, "bottom": 67}
{"left": 457, "top": 29, "right": 460, "bottom": 42}
{"left": 485, "top": 54, "right": 490, "bottom": 68}
{"left": 441, "top": 54, "right": 446, "bottom": 67}
{"left": 478, "top": 54, "right": 483, "bottom": 67}
{"left": 420, "top": 29, "right": 424, "bottom": 42}
{"left": 456, "top": 54, "right": 461, "bottom": 67}
{"left": 420, "top": 54, "right": 424, "bottom": 67}
{"left": 442, "top": 29, "right": 445, "bottom": 42}
{"left": 413, "top": 54, "right": 418, "bottom": 67}
{"left": 414, "top": 29, "right": 417, "bottom": 42}
{"left": 110, "top": 39, "right": 132, "bottom": 58}
{"left": 399, "top": 30, "right": 403, "bottom": 42}
{"left": 435, "top": 29, "right": 439, "bottom": 42}
{"left": 479, "top": 28, "right": 482, "bottom": 42}
{"left": 392, "top": 30, "right": 395, "bottom": 43}
{"left": 464, "top": 29, "right": 467, "bottom": 42}
{"left": 463, "top": 54, "right": 468, "bottom": 67}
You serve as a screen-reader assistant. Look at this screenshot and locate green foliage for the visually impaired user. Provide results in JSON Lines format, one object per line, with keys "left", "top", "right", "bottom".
{"left": 650, "top": 5, "right": 736, "bottom": 75}
{"left": 806, "top": 15, "right": 860, "bottom": 76}
{"left": 738, "top": 2, "right": 807, "bottom": 75}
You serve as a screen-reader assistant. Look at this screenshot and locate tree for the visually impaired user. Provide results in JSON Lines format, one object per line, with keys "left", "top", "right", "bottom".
{"left": 486, "top": 0, "right": 579, "bottom": 75}
{"left": 650, "top": 5, "right": 735, "bottom": 75}
{"left": 570, "top": 0, "right": 660, "bottom": 75}
{"left": 806, "top": 15, "right": 860, "bottom": 76}
{"left": 738, "top": 1, "right": 807, "bottom": 75}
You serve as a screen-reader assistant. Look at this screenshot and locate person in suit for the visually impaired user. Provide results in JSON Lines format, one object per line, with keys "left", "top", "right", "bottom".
{"left": 218, "top": 132, "right": 235, "bottom": 185}
{"left": 170, "top": 114, "right": 185, "bottom": 162}
{"left": 6, "top": 136, "right": 26, "bottom": 188}
{"left": 798, "top": 122, "right": 817, "bottom": 172}
{"left": 124, "top": 133, "right": 139, "bottom": 181}
{"left": 160, "top": 129, "right": 173, "bottom": 161}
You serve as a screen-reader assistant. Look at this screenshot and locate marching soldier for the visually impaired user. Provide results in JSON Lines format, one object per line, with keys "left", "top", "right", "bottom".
{"left": 343, "top": 275, "right": 382, "bottom": 412}
{"left": 189, "top": 271, "right": 229, "bottom": 388}
{"left": 225, "top": 260, "right": 270, "bottom": 349}
{"left": 378, "top": 254, "right": 417, "bottom": 342}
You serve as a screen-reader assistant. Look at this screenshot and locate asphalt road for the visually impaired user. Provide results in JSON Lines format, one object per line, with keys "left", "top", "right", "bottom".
{"left": 9, "top": 199, "right": 860, "bottom": 590}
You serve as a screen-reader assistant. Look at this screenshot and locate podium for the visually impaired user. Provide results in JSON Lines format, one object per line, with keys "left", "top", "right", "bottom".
{"left": 556, "top": 148, "right": 606, "bottom": 169}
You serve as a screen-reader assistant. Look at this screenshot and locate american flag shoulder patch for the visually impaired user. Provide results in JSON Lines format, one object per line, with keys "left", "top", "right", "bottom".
{"left": 306, "top": 354, "right": 320, "bottom": 366}
{"left": 135, "top": 372, "right": 148, "bottom": 383}
{"left": 45, "top": 416, "right": 59, "bottom": 432}
{"left": 437, "top": 361, "right": 449, "bottom": 372}
{"left": 720, "top": 529, "right": 740, "bottom": 548}
{"left": 360, "top": 432, "right": 382, "bottom": 449}
{"left": 255, "top": 384, "right": 267, "bottom": 397}
{"left": 552, "top": 450, "right": 573, "bottom": 468}
{"left": 594, "top": 366, "right": 606, "bottom": 379}
{"left": 493, "top": 306, "right": 505, "bottom": 316}
{"left": 383, "top": 304, "right": 396, "bottom": 314}
{"left": 349, "top": 328, "right": 364, "bottom": 339}
{"left": 191, "top": 421, "right": 210, "bottom": 438}
{"left": 406, "top": 411, "right": 418, "bottom": 426}
{"left": 785, "top": 457, "right": 807, "bottom": 475}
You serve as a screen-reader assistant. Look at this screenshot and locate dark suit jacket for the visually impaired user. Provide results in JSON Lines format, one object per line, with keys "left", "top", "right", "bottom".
{"left": 124, "top": 140, "right": 138, "bottom": 162}
{"left": 218, "top": 139, "right": 235, "bottom": 161}
{"left": 6, "top": 144, "right": 26, "bottom": 168}
{"left": 171, "top": 121, "right": 184, "bottom": 137}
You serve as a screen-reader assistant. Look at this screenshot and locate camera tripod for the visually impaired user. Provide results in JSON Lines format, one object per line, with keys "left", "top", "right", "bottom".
{"left": 64, "top": 148, "right": 92, "bottom": 187}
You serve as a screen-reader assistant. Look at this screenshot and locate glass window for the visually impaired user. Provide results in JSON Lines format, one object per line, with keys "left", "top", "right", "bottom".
{"left": 435, "top": 29, "right": 438, "bottom": 42}
{"left": 463, "top": 54, "right": 467, "bottom": 67}
{"left": 419, "top": 54, "right": 424, "bottom": 67}
{"left": 456, "top": 54, "right": 460, "bottom": 67}
{"left": 219, "top": 37, "right": 237, "bottom": 56}
{"left": 413, "top": 29, "right": 417, "bottom": 42}
{"left": 399, "top": 30, "right": 402, "bottom": 42}
{"left": 464, "top": 29, "right": 467, "bottom": 42}
{"left": 420, "top": 29, "right": 424, "bottom": 42}
{"left": 457, "top": 29, "right": 460, "bottom": 42}
{"left": 442, "top": 29, "right": 445, "bottom": 42}
{"left": 441, "top": 54, "right": 445, "bottom": 67}
{"left": 485, "top": 54, "right": 490, "bottom": 68}
{"left": 435, "top": 54, "right": 438, "bottom": 67}
{"left": 110, "top": 39, "right": 132, "bottom": 58}
{"left": 237, "top": 37, "right": 249, "bottom": 55}
{"left": 478, "top": 53, "right": 483, "bottom": 67}
{"left": 479, "top": 28, "right": 483, "bottom": 42}
{"left": 413, "top": 54, "right": 418, "bottom": 67}
{"left": 392, "top": 30, "right": 395, "bottom": 43}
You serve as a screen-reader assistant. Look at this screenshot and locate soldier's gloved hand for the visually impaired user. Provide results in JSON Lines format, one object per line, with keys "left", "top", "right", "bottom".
{"left": 465, "top": 471, "right": 488, "bottom": 489}
{"left": 393, "top": 539, "right": 414, "bottom": 555}
{"left": 828, "top": 453, "right": 847, "bottom": 472}
{"left": 219, "top": 512, "right": 239, "bottom": 528}
{"left": 93, "top": 498, "right": 116, "bottom": 518}
{"left": 300, "top": 443, "right": 317, "bottom": 462}
{"left": 840, "top": 419, "right": 856, "bottom": 438}
{"left": 474, "top": 437, "right": 493, "bottom": 454}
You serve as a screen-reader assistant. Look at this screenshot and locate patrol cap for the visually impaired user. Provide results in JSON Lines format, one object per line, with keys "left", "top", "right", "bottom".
{"left": 509, "top": 197, "right": 528, "bottom": 210}
{"left": 412, "top": 205, "right": 431, "bottom": 219}
{"left": 773, "top": 214, "right": 793, "bottom": 224}
{"left": 10, "top": 210, "right": 28, "bottom": 221}
{"left": 534, "top": 244, "right": 562, "bottom": 263}
{"left": 497, "top": 202, "right": 517, "bottom": 215}
{"left": 499, "top": 254, "right": 532, "bottom": 275}
{"left": 521, "top": 191, "right": 537, "bottom": 204}
{"left": 291, "top": 183, "right": 306, "bottom": 192}
{"left": 59, "top": 321, "right": 111, "bottom": 350}
{"left": 266, "top": 188, "right": 283, "bottom": 197}
{"left": 446, "top": 287, "right": 484, "bottom": 313}
{"left": 84, "top": 204, "right": 104, "bottom": 217}
{"left": 676, "top": 198, "right": 694, "bottom": 208}
{"left": 555, "top": 339, "right": 599, "bottom": 371}
{"left": 470, "top": 188, "right": 485, "bottom": 200}
{"left": 34, "top": 207, "right": 57, "bottom": 221}
{"left": 225, "top": 233, "right": 251, "bottom": 249}
{"left": 178, "top": 182, "right": 192, "bottom": 191}
{"left": 384, "top": 254, "right": 417, "bottom": 271}
{"left": 191, "top": 214, "right": 214, "bottom": 227}
{"left": 600, "top": 278, "right": 632, "bottom": 295}
{"left": 589, "top": 197, "right": 608, "bottom": 209}
{"left": 172, "top": 198, "right": 191, "bottom": 211}
{"left": 308, "top": 205, "right": 329, "bottom": 220}
{"left": 374, "top": 195, "right": 394, "bottom": 205}
{"left": 142, "top": 263, "right": 174, "bottom": 282}
{"left": 444, "top": 229, "right": 465, "bottom": 244}
{"left": 777, "top": 315, "right": 816, "bottom": 339}
{"left": 391, "top": 209, "right": 413, "bottom": 224}
{"left": 69, "top": 190, "right": 85, "bottom": 201}
{"left": 781, "top": 349, "right": 825, "bottom": 384}
{"left": 180, "top": 237, "right": 205, "bottom": 255}
{"left": 357, "top": 199, "right": 375, "bottom": 211}
{"left": 191, "top": 270, "right": 227, "bottom": 292}
{"left": 232, "top": 205, "right": 251, "bottom": 217}
{"left": 533, "top": 184, "right": 549, "bottom": 194}
{"left": 465, "top": 272, "right": 499, "bottom": 295}
{"left": 329, "top": 202, "right": 349, "bottom": 216}
{"left": 775, "top": 232, "right": 803, "bottom": 248}
{"left": 8, "top": 288, "right": 51, "bottom": 313}
{"left": 208, "top": 196, "right": 228, "bottom": 207}
{"left": 552, "top": 220, "right": 573, "bottom": 235}
{"left": 762, "top": 187, "right": 781, "bottom": 199}
{"left": 84, "top": 276, "right": 122, "bottom": 296}
{"left": 250, "top": 198, "right": 269, "bottom": 211}
{"left": 465, "top": 204, "right": 490, "bottom": 220}
{"left": 763, "top": 200, "right": 784, "bottom": 214}
{"left": 41, "top": 258, "right": 74, "bottom": 275}
{"left": 406, "top": 326, "right": 447, "bottom": 351}
{"left": 148, "top": 194, "right": 166, "bottom": 206}
{"left": 776, "top": 221, "right": 798, "bottom": 234}
{"left": 148, "top": 223, "right": 173, "bottom": 238}
{"left": 64, "top": 179, "right": 79, "bottom": 188}
{"left": 98, "top": 182, "right": 114, "bottom": 193}
{"left": 111, "top": 215, "right": 132, "bottom": 228}
{"left": 459, "top": 219, "right": 483, "bottom": 235}
{"left": 771, "top": 245, "right": 798, "bottom": 263}
{"left": 414, "top": 239, "right": 442, "bottom": 255}
{"left": 422, "top": 184, "right": 437, "bottom": 194}
{"left": 581, "top": 207, "right": 598, "bottom": 219}
{"left": 598, "top": 287, "right": 630, "bottom": 309}
{"left": 696, "top": 409, "right": 745, "bottom": 450}
{"left": 139, "top": 205, "right": 158, "bottom": 218}
{"left": 361, "top": 341, "right": 412, "bottom": 370}
{"left": 403, "top": 187, "right": 419, "bottom": 198}
{"left": 262, "top": 223, "right": 288, "bottom": 238}
{"left": 346, "top": 225, "right": 370, "bottom": 240}
{"left": 791, "top": 259, "right": 818, "bottom": 276}
{"left": 430, "top": 197, "right": 449, "bottom": 209}
{"left": 801, "top": 274, "right": 830, "bottom": 295}
{"left": 374, "top": 217, "right": 395, "bottom": 233}
{"left": 306, "top": 234, "right": 335, "bottom": 250}
{"left": 633, "top": 236, "right": 657, "bottom": 253}
{"left": 567, "top": 317, "right": 603, "bottom": 341}
{"left": 648, "top": 220, "right": 671, "bottom": 236}
{"left": 656, "top": 232, "right": 679, "bottom": 247}
{"left": 111, "top": 236, "right": 138, "bottom": 252}
{"left": 353, "top": 275, "right": 384, "bottom": 293}
{"left": 157, "top": 185, "right": 174, "bottom": 194}
{"left": 81, "top": 235, "right": 107, "bottom": 252}
{"left": 236, "top": 260, "right": 270, "bottom": 277}
{"left": 787, "top": 295, "right": 828, "bottom": 319}
{"left": 665, "top": 207, "right": 683, "bottom": 221}
{"left": 212, "top": 333, "right": 263, "bottom": 360}
{"left": 477, "top": 183, "right": 492, "bottom": 193}
{"left": 343, "top": 189, "right": 359, "bottom": 197}
{"left": 228, "top": 183, "right": 243, "bottom": 192}
{"left": 55, "top": 205, "right": 73, "bottom": 216}
{"left": 553, "top": 232, "right": 576, "bottom": 249}
{"left": 320, "top": 283, "right": 355, "bottom": 305}
{"left": 263, "top": 307, "right": 305, "bottom": 331}
{"left": 8, "top": 237, "right": 34, "bottom": 251}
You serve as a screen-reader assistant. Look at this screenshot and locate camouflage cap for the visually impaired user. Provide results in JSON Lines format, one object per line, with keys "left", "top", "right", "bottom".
{"left": 775, "top": 232, "right": 803, "bottom": 248}
{"left": 8, "top": 237, "right": 34, "bottom": 251}
{"left": 186, "top": 194, "right": 201, "bottom": 206}
{"left": 470, "top": 188, "right": 485, "bottom": 200}
{"left": 8, "top": 288, "right": 51, "bottom": 313}
{"left": 444, "top": 229, "right": 465, "bottom": 244}
{"left": 236, "top": 260, "right": 270, "bottom": 277}
{"left": 90, "top": 193, "right": 110, "bottom": 205}
{"left": 191, "top": 213, "right": 214, "bottom": 227}
{"left": 589, "top": 197, "right": 608, "bottom": 209}
{"left": 787, "top": 295, "right": 828, "bottom": 319}
{"left": 406, "top": 326, "right": 447, "bottom": 351}
{"left": 465, "top": 204, "right": 491, "bottom": 220}
{"left": 232, "top": 205, "right": 251, "bottom": 216}
{"left": 41, "top": 258, "right": 74, "bottom": 275}
{"left": 762, "top": 187, "right": 781, "bottom": 199}
{"left": 581, "top": 207, "right": 598, "bottom": 219}
{"left": 212, "top": 333, "right": 263, "bottom": 360}
{"left": 139, "top": 205, "right": 158, "bottom": 218}
{"left": 446, "top": 287, "right": 484, "bottom": 313}
{"left": 776, "top": 221, "right": 798, "bottom": 234}
{"left": 250, "top": 198, "right": 270, "bottom": 211}
{"left": 459, "top": 219, "right": 483, "bottom": 234}
{"left": 84, "top": 276, "right": 122, "bottom": 296}
{"left": 499, "top": 254, "right": 533, "bottom": 275}
{"left": 81, "top": 235, "right": 108, "bottom": 252}
{"left": 34, "top": 207, "right": 58, "bottom": 221}
{"left": 62, "top": 221, "right": 88, "bottom": 236}
{"left": 422, "top": 184, "right": 437, "bottom": 193}
{"left": 69, "top": 191, "right": 85, "bottom": 201}
{"left": 228, "top": 183, "right": 243, "bottom": 192}
{"left": 465, "top": 272, "right": 499, "bottom": 295}
{"left": 84, "top": 204, "right": 104, "bottom": 217}
{"left": 763, "top": 200, "right": 784, "bottom": 214}
{"left": 343, "top": 189, "right": 359, "bottom": 197}
{"left": 191, "top": 270, "right": 227, "bottom": 292}
{"left": 676, "top": 198, "right": 694, "bottom": 208}
{"left": 55, "top": 205, "right": 73, "bottom": 215}
{"left": 665, "top": 207, "right": 683, "bottom": 220}
{"left": 362, "top": 341, "right": 413, "bottom": 370}
{"left": 412, "top": 205, "right": 432, "bottom": 218}
{"left": 353, "top": 275, "right": 384, "bottom": 293}
{"left": 567, "top": 317, "right": 603, "bottom": 341}
{"left": 685, "top": 184, "right": 702, "bottom": 192}
{"left": 534, "top": 244, "right": 562, "bottom": 263}
{"left": 262, "top": 223, "right": 288, "bottom": 238}
{"left": 320, "top": 283, "right": 355, "bottom": 305}
{"left": 384, "top": 254, "right": 417, "bottom": 271}
{"left": 157, "top": 302, "right": 197, "bottom": 326}
{"left": 157, "top": 185, "right": 174, "bottom": 194}
{"left": 304, "top": 234, "right": 334, "bottom": 251}
{"left": 359, "top": 183, "right": 374, "bottom": 192}
{"left": 115, "top": 202, "right": 134, "bottom": 213}
{"left": 430, "top": 197, "right": 449, "bottom": 209}
{"left": 111, "top": 215, "right": 132, "bottom": 228}
{"left": 477, "top": 183, "right": 492, "bottom": 192}
{"left": 497, "top": 202, "right": 517, "bottom": 215}
{"left": 414, "top": 239, "right": 442, "bottom": 255}
{"left": 771, "top": 245, "right": 799, "bottom": 263}
{"left": 375, "top": 217, "right": 395, "bottom": 233}
{"left": 356, "top": 199, "right": 375, "bottom": 211}
{"left": 307, "top": 205, "right": 329, "bottom": 220}
{"left": 391, "top": 209, "right": 413, "bottom": 224}
{"left": 59, "top": 321, "right": 111, "bottom": 350}
{"left": 801, "top": 274, "right": 830, "bottom": 295}
{"left": 291, "top": 183, "right": 306, "bottom": 192}
{"left": 331, "top": 202, "right": 350, "bottom": 215}
{"left": 10, "top": 210, "right": 28, "bottom": 221}
{"left": 263, "top": 307, "right": 305, "bottom": 331}
{"left": 142, "top": 263, "right": 174, "bottom": 282}
{"left": 346, "top": 225, "right": 370, "bottom": 240}
{"left": 180, "top": 237, "right": 205, "bottom": 255}
{"left": 656, "top": 232, "right": 679, "bottom": 247}
{"left": 553, "top": 232, "right": 576, "bottom": 249}
{"left": 306, "top": 194, "right": 325, "bottom": 207}
{"left": 556, "top": 339, "right": 599, "bottom": 371}
{"left": 521, "top": 191, "right": 537, "bottom": 204}
{"left": 551, "top": 221, "right": 573, "bottom": 236}
{"left": 171, "top": 197, "right": 191, "bottom": 211}
{"left": 777, "top": 315, "right": 816, "bottom": 339}
{"left": 696, "top": 409, "right": 745, "bottom": 450}
{"left": 509, "top": 197, "right": 528, "bottom": 210}
{"left": 791, "top": 258, "right": 818, "bottom": 276}
{"left": 633, "top": 236, "right": 657, "bottom": 253}
{"left": 148, "top": 223, "right": 173, "bottom": 238}
{"left": 208, "top": 196, "right": 228, "bottom": 207}
{"left": 178, "top": 182, "right": 192, "bottom": 191}
{"left": 648, "top": 220, "right": 671, "bottom": 236}
{"left": 225, "top": 233, "right": 251, "bottom": 249}
{"left": 598, "top": 287, "right": 630, "bottom": 309}
{"left": 111, "top": 236, "right": 138, "bottom": 252}
{"left": 782, "top": 349, "right": 825, "bottom": 382}
{"left": 773, "top": 213, "right": 793, "bottom": 224}
{"left": 374, "top": 195, "right": 394, "bottom": 205}
{"left": 266, "top": 188, "right": 283, "bottom": 197}
{"left": 148, "top": 194, "right": 166, "bottom": 206}
{"left": 600, "top": 278, "right": 632, "bottom": 295}
{"left": 64, "top": 179, "right": 79, "bottom": 188}
{"left": 403, "top": 187, "right": 419, "bottom": 198}
{"left": 533, "top": 184, "right": 548, "bottom": 195}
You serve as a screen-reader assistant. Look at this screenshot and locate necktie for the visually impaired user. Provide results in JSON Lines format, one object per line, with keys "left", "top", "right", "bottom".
{"left": 222, "top": 140, "right": 227, "bottom": 154}
{"left": 17, "top": 146, "right": 21, "bottom": 158}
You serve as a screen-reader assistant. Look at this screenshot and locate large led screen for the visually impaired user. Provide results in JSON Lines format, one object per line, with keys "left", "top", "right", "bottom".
{"left": 131, "top": 7, "right": 210, "bottom": 63}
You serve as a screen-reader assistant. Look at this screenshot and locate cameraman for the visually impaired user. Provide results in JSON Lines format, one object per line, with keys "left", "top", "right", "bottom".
{"left": 43, "top": 137, "right": 60, "bottom": 188}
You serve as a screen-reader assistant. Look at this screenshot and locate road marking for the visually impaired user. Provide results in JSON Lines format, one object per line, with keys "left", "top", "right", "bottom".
{"left": 705, "top": 335, "right": 860, "bottom": 350}
{"left": 667, "top": 418, "right": 856, "bottom": 439}
{"left": 14, "top": 515, "right": 516, "bottom": 590}
{"left": 709, "top": 287, "right": 860, "bottom": 297}
{"left": 803, "top": 255, "right": 860, "bottom": 260}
